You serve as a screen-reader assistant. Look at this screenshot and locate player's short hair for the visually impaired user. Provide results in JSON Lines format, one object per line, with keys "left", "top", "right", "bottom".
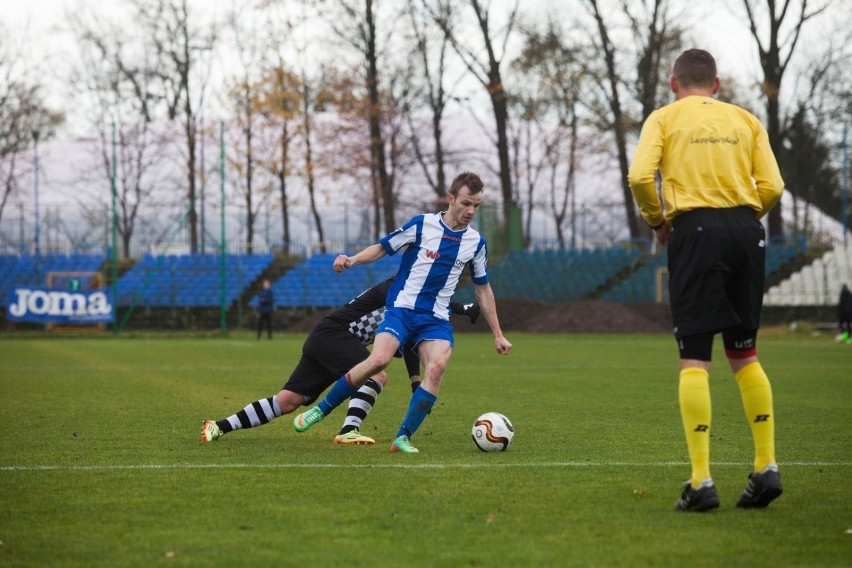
{"left": 449, "top": 171, "right": 484, "bottom": 196}
{"left": 673, "top": 49, "right": 717, "bottom": 88}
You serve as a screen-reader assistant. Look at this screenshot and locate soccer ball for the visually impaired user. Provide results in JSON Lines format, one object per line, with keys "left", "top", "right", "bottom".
{"left": 471, "top": 412, "right": 514, "bottom": 452}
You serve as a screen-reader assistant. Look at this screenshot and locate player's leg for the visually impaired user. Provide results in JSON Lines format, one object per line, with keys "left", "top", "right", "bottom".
{"left": 723, "top": 330, "right": 782, "bottom": 508}
{"left": 295, "top": 329, "right": 401, "bottom": 433}
{"left": 201, "top": 389, "right": 303, "bottom": 442}
{"left": 390, "top": 317, "right": 454, "bottom": 454}
{"left": 334, "top": 371, "right": 388, "bottom": 445}
{"left": 674, "top": 334, "right": 718, "bottom": 511}
{"left": 201, "top": 353, "right": 332, "bottom": 442}
{"left": 723, "top": 222, "right": 782, "bottom": 508}
{"left": 667, "top": 211, "right": 734, "bottom": 511}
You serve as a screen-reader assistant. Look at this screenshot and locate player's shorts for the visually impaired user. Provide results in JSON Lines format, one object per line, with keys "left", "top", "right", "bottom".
{"left": 378, "top": 307, "right": 454, "bottom": 349}
{"left": 281, "top": 321, "right": 370, "bottom": 405}
{"left": 668, "top": 206, "right": 766, "bottom": 339}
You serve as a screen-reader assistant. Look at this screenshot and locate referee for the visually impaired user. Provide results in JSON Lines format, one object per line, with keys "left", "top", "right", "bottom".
{"left": 629, "top": 49, "right": 785, "bottom": 512}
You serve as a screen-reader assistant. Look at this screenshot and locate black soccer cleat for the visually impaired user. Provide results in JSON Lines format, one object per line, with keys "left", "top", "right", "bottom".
{"left": 736, "top": 466, "right": 783, "bottom": 509}
{"left": 675, "top": 481, "right": 720, "bottom": 512}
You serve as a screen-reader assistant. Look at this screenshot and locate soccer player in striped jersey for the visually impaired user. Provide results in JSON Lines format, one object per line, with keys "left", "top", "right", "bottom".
{"left": 200, "top": 278, "right": 480, "bottom": 445}
{"left": 293, "top": 171, "right": 513, "bottom": 454}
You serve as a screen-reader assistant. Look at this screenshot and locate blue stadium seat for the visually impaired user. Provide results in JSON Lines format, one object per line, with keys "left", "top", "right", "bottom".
{"left": 115, "top": 253, "right": 273, "bottom": 307}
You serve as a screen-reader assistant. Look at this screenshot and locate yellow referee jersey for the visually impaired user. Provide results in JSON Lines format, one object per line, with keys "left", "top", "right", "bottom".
{"left": 628, "top": 95, "right": 784, "bottom": 228}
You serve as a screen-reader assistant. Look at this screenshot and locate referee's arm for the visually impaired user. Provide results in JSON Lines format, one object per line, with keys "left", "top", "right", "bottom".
{"left": 628, "top": 114, "right": 666, "bottom": 229}
{"left": 751, "top": 124, "right": 785, "bottom": 218}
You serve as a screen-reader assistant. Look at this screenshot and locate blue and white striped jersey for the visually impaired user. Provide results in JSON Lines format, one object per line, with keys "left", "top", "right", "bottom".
{"left": 379, "top": 212, "right": 488, "bottom": 320}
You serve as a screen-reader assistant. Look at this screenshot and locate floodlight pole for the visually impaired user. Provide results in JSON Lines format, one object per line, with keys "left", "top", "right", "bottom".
{"left": 111, "top": 122, "right": 119, "bottom": 335}
{"left": 33, "top": 131, "right": 40, "bottom": 257}
{"left": 842, "top": 124, "right": 848, "bottom": 242}
{"left": 219, "top": 120, "right": 227, "bottom": 334}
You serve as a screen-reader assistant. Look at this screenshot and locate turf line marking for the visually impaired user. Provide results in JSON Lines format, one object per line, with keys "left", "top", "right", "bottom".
{"left": 1, "top": 461, "right": 848, "bottom": 472}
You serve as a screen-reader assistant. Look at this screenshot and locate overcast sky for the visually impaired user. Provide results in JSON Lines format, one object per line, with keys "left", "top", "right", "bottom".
{"left": 2, "top": 0, "right": 781, "bottom": 70}
{"left": 4, "top": 0, "right": 848, "bottom": 137}
{"left": 3, "top": 0, "right": 846, "bottom": 245}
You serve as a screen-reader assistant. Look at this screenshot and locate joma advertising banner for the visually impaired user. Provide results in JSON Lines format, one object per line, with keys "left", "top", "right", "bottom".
{"left": 6, "top": 286, "right": 114, "bottom": 324}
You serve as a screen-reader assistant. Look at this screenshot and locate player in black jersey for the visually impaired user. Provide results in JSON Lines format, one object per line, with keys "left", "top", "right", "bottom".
{"left": 200, "top": 278, "right": 479, "bottom": 445}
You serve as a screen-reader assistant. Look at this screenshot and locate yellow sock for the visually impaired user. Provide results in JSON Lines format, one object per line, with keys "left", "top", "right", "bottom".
{"left": 679, "top": 367, "right": 711, "bottom": 488}
{"left": 735, "top": 362, "right": 776, "bottom": 472}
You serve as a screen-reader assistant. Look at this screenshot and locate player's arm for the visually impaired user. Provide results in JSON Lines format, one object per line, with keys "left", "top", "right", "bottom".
{"left": 334, "top": 243, "right": 386, "bottom": 273}
{"left": 628, "top": 112, "right": 666, "bottom": 230}
{"left": 474, "top": 283, "right": 512, "bottom": 355}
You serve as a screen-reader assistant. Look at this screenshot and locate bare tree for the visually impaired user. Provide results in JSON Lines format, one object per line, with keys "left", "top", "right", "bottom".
{"left": 252, "top": 6, "right": 303, "bottom": 251}
{"left": 224, "top": 9, "right": 267, "bottom": 254}
{"left": 580, "top": 0, "right": 682, "bottom": 241}
{"left": 514, "top": 18, "right": 587, "bottom": 250}
{"left": 300, "top": 66, "right": 328, "bottom": 252}
{"left": 0, "top": 25, "right": 63, "bottom": 224}
{"left": 69, "top": 10, "right": 164, "bottom": 258}
{"left": 583, "top": 0, "right": 639, "bottom": 239}
{"left": 780, "top": 27, "right": 852, "bottom": 233}
{"left": 319, "top": 0, "right": 397, "bottom": 235}
{"left": 739, "top": 0, "right": 831, "bottom": 237}
{"left": 427, "top": 0, "right": 520, "bottom": 228}
{"left": 256, "top": 62, "right": 301, "bottom": 250}
{"left": 405, "top": 0, "right": 455, "bottom": 201}
{"left": 626, "top": 0, "right": 684, "bottom": 122}
{"left": 133, "top": 0, "right": 217, "bottom": 253}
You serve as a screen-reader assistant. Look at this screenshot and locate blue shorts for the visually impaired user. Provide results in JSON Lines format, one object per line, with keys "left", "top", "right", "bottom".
{"left": 377, "top": 307, "right": 454, "bottom": 349}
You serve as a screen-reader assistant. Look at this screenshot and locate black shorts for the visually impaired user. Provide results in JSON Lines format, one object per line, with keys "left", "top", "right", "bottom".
{"left": 281, "top": 321, "right": 370, "bottom": 405}
{"left": 668, "top": 207, "right": 766, "bottom": 339}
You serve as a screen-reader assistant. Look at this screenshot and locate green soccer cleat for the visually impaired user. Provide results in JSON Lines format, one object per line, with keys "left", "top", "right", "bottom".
{"left": 333, "top": 429, "right": 376, "bottom": 445}
{"left": 293, "top": 406, "right": 326, "bottom": 432}
{"left": 390, "top": 435, "right": 419, "bottom": 454}
{"left": 201, "top": 420, "right": 223, "bottom": 443}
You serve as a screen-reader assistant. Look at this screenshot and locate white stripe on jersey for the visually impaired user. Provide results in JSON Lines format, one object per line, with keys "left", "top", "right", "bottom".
{"left": 381, "top": 212, "right": 487, "bottom": 320}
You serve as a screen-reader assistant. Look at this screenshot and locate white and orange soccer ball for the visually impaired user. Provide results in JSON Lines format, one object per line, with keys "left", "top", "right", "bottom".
{"left": 471, "top": 412, "right": 514, "bottom": 452}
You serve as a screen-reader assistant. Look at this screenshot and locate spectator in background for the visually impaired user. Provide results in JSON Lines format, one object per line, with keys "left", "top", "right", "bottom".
{"left": 837, "top": 284, "right": 852, "bottom": 344}
{"left": 257, "top": 279, "right": 274, "bottom": 340}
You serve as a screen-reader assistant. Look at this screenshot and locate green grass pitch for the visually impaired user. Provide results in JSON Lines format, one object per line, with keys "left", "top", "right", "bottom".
{"left": 0, "top": 331, "right": 849, "bottom": 566}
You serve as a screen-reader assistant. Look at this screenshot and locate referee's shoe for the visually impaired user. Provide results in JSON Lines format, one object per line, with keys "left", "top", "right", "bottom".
{"left": 737, "top": 465, "right": 783, "bottom": 508}
{"left": 675, "top": 479, "right": 720, "bottom": 512}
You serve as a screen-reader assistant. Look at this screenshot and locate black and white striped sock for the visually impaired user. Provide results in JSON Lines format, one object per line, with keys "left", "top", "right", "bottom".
{"left": 338, "top": 379, "right": 383, "bottom": 435}
{"left": 217, "top": 396, "right": 282, "bottom": 433}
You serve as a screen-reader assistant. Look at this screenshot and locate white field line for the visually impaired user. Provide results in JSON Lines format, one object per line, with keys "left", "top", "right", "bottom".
{"left": 0, "top": 461, "right": 848, "bottom": 472}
